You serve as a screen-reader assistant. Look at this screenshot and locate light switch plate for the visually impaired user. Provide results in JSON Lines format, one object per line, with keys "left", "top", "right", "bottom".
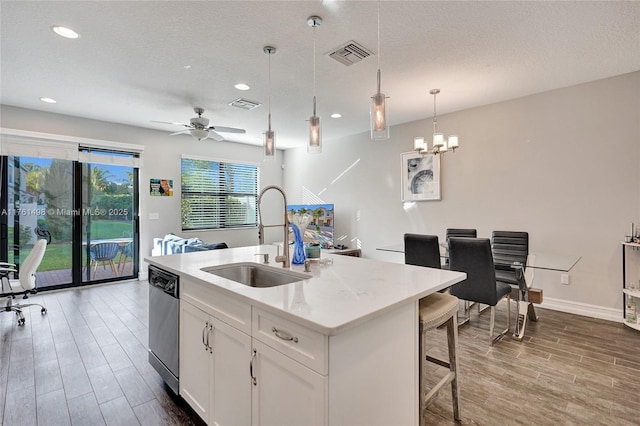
{"left": 149, "top": 212, "right": 160, "bottom": 220}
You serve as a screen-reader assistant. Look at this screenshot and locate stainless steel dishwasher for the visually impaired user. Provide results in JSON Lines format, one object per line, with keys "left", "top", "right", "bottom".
{"left": 148, "top": 265, "right": 179, "bottom": 394}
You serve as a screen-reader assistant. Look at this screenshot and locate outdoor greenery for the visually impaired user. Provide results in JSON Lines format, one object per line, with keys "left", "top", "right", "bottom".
{"left": 8, "top": 159, "right": 135, "bottom": 276}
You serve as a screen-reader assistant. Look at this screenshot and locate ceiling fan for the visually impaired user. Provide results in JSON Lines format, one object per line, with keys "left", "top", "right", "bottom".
{"left": 153, "top": 107, "right": 246, "bottom": 141}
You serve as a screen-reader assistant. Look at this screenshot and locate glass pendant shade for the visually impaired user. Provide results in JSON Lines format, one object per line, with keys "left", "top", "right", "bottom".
{"left": 308, "top": 115, "right": 322, "bottom": 153}
{"left": 370, "top": 91, "right": 389, "bottom": 140}
{"left": 414, "top": 137, "right": 426, "bottom": 152}
{"left": 263, "top": 46, "right": 277, "bottom": 161}
{"left": 264, "top": 129, "right": 275, "bottom": 160}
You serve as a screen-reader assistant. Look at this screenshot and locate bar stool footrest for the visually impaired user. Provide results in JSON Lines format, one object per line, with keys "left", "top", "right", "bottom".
{"left": 424, "top": 371, "right": 455, "bottom": 408}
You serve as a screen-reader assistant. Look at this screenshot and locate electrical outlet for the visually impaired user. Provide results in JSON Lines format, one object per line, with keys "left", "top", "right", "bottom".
{"left": 561, "top": 274, "right": 570, "bottom": 285}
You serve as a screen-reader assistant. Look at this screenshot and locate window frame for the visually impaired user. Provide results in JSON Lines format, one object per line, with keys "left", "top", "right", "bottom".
{"left": 181, "top": 156, "right": 259, "bottom": 231}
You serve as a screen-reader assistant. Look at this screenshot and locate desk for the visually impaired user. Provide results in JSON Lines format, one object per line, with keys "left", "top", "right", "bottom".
{"left": 376, "top": 243, "right": 581, "bottom": 340}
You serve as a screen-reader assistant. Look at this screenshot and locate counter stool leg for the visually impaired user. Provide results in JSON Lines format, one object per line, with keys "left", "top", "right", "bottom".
{"left": 446, "top": 313, "right": 460, "bottom": 421}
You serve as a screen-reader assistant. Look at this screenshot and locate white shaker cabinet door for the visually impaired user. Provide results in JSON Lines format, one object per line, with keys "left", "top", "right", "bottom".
{"left": 180, "top": 301, "right": 211, "bottom": 423}
{"left": 210, "top": 316, "right": 252, "bottom": 426}
{"left": 251, "top": 339, "right": 328, "bottom": 426}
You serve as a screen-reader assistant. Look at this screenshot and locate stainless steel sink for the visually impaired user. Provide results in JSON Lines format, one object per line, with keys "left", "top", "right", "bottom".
{"left": 202, "top": 262, "right": 310, "bottom": 287}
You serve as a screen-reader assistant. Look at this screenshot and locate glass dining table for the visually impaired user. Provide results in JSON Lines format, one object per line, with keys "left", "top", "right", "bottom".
{"left": 376, "top": 243, "right": 581, "bottom": 340}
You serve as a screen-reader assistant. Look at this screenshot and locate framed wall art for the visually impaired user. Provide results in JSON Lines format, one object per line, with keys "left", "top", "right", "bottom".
{"left": 401, "top": 151, "right": 441, "bottom": 201}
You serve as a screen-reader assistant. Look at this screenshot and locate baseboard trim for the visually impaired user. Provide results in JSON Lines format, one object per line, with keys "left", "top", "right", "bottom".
{"left": 539, "top": 297, "right": 621, "bottom": 323}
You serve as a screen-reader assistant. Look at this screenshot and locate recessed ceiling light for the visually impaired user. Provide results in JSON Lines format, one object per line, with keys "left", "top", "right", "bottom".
{"left": 51, "top": 26, "right": 79, "bottom": 39}
{"left": 40, "top": 97, "right": 57, "bottom": 104}
{"left": 183, "top": 65, "right": 192, "bottom": 69}
{"left": 234, "top": 83, "right": 250, "bottom": 91}
{"left": 330, "top": 113, "right": 342, "bottom": 118}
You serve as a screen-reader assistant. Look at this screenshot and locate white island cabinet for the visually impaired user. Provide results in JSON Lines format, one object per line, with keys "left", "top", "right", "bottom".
{"left": 146, "top": 245, "right": 466, "bottom": 426}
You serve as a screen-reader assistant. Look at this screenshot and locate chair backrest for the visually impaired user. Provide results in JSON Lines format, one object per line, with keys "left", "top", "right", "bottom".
{"left": 445, "top": 228, "right": 477, "bottom": 241}
{"left": 448, "top": 237, "right": 500, "bottom": 306}
{"left": 404, "top": 233, "right": 441, "bottom": 269}
{"left": 91, "top": 242, "right": 121, "bottom": 261}
{"left": 19, "top": 239, "right": 47, "bottom": 291}
{"left": 491, "top": 231, "right": 528, "bottom": 272}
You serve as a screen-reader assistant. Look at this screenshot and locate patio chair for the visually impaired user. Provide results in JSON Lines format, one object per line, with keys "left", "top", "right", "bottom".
{"left": 89, "top": 242, "right": 121, "bottom": 279}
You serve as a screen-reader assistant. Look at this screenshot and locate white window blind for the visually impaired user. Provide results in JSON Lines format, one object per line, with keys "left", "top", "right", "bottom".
{"left": 78, "top": 147, "right": 143, "bottom": 168}
{"left": 181, "top": 156, "right": 259, "bottom": 230}
{"left": 1, "top": 128, "right": 144, "bottom": 166}
{"left": 0, "top": 134, "right": 78, "bottom": 161}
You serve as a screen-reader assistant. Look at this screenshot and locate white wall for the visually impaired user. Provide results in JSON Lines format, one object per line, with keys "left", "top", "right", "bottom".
{"left": 283, "top": 71, "right": 640, "bottom": 318}
{"left": 0, "top": 106, "right": 285, "bottom": 277}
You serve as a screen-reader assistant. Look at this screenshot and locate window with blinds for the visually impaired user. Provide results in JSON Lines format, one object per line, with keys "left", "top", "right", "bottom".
{"left": 181, "top": 156, "right": 259, "bottom": 230}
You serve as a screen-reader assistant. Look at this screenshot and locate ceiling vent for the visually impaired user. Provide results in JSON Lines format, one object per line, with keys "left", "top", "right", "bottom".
{"left": 326, "top": 40, "right": 373, "bottom": 66}
{"left": 229, "top": 98, "right": 262, "bottom": 110}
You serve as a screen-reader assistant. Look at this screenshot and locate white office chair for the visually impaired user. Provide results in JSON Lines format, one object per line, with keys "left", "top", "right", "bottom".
{"left": 0, "top": 239, "right": 48, "bottom": 326}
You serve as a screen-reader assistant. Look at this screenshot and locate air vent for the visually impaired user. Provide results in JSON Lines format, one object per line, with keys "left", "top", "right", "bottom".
{"left": 229, "top": 98, "right": 262, "bottom": 110}
{"left": 326, "top": 40, "right": 373, "bottom": 66}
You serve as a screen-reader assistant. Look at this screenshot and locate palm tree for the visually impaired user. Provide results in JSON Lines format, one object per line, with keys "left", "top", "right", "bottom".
{"left": 313, "top": 208, "right": 323, "bottom": 232}
{"left": 91, "top": 167, "right": 112, "bottom": 192}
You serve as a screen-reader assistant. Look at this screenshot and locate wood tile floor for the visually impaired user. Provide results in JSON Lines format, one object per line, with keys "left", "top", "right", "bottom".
{"left": 2, "top": 280, "right": 639, "bottom": 425}
{"left": 422, "top": 304, "right": 640, "bottom": 425}
{"left": 0, "top": 280, "right": 199, "bottom": 426}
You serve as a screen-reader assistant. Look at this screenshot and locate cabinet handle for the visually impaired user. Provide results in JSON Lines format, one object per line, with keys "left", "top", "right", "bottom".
{"left": 208, "top": 324, "right": 213, "bottom": 354}
{"left": 250, "top": 349, "right": 257, "bottom": 386}
{"left": 271, "top": 326, "right": 299, "bottom": 343}
{"left": 202, "top": 321, "right": 209, "bottom": 351}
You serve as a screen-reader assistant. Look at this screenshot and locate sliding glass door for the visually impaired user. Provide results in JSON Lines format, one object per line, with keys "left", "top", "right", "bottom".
{"left": 0, "top": 150, "right": 139, "bottom": 290}
{"left": 81, "top": 159, "right": 137, "bottom": 283}
{"left": 2, "top": 156, "right": 74, "bottom": 288}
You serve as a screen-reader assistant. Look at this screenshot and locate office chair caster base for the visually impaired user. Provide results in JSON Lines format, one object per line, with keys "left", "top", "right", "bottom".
{"left": 15, "top": 310, "right": 25, "bottom": 326}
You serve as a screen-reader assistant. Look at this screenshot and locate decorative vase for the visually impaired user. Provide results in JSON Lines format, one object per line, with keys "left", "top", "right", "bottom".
{"left": 291, "top": 224, "right": 306, "bottom": 265}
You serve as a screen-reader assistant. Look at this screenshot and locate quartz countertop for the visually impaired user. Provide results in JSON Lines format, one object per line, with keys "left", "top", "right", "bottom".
{"left": 145, "top": 245, "right": 466, "bottom": 335}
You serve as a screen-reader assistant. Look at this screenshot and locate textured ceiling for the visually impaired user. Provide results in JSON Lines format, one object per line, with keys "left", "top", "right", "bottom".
{"left": 1, "top": 1, "right": 639, "bottom": 149}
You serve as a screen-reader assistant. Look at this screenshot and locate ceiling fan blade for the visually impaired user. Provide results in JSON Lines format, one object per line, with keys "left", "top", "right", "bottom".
{"left": 209, "top": 126, "right": 246, "bottom": 134}
{"left": 170, "top": 130, "right": 191, "bottom": 136}
{"left": 207, "top": 130, "right": 225, "bottom": 141}
{"left": 151, "top": 120, "right": 189, "bottom": 126}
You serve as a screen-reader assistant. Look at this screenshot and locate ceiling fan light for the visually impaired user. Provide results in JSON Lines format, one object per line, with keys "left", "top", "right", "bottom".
{"left": 190, "top": 128, "right": 209, "bottom": 141}
{"left": 264, "top": 130, "right": 276, "bottom": 160}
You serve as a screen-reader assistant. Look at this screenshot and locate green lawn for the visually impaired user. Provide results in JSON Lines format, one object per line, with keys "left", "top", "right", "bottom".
{"left": 14, "top": 220, "right": 133, "bottom": 272}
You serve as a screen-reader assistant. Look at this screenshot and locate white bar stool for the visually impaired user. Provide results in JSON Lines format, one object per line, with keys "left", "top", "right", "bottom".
{"left": 419, "top": 292, "right": 461, "bottom": 424}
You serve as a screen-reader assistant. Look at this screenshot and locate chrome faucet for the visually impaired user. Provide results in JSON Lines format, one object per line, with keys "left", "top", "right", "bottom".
{"left": 257, "top": 185, "right": 290, "bottom": 268}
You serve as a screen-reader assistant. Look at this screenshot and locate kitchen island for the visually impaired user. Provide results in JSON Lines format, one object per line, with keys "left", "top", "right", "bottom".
{"left": 146, "top": 244, "right": 466, "bottom": 426}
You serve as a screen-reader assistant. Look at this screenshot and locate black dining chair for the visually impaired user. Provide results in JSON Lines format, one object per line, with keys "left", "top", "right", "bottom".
{"left": 491, "top": 231, "right": 536, "bottom": 338}
{"left": 404, "top": 233, "right": 441, "bottom": 269}
{"left": 443, "top": 228, "right": 477, "bottom": 268}
{"left": 446, "top": 228, "right": 477, "bottom": 241}
{"left": 491, "top": 231, "right": 529, "bottom": 289}
{"left": 448, "top": 237, "right": 511, "bottom": 345}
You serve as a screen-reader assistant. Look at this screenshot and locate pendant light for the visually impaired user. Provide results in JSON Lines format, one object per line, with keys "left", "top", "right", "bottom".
{"left": 414, "top": 89, "right": 460, "bottom": 155}
{"left": 370, "top": 0, "right": 389, "bottom": 140}
{"left": 263, "top": 46, "right": 276, "bottom": 160}
{"left": 307, "top": 15, "right": 322, "bottom": 153}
